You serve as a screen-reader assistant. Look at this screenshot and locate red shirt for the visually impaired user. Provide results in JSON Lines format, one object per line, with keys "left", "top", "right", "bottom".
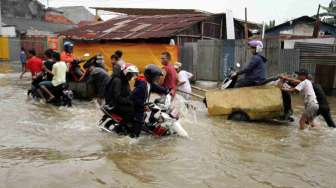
{"left": 26, "top": 56, "right": 43, "bottom": 77}
{"left": 162, "top": 64, "right": 177, "bottom": 95}
{"left": 61, "top": 51, "right": 74, "bottom": 64}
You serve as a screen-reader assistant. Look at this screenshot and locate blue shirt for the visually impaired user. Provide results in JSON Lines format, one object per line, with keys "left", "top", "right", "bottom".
{"left": 239, "top": 54, "right": 266, "bottom": 83}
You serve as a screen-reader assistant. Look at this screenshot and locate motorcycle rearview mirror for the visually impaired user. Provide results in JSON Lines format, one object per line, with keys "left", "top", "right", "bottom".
{"left": 236, "top": 63, "right": 241, "bottom": 68}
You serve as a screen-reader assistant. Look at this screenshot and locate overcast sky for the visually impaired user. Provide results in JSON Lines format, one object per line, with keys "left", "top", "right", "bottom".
{"left": 41, "top": 0, "right": 331, "bottom": 24}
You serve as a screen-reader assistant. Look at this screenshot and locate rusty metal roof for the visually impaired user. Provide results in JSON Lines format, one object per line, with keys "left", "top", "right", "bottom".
{"left": 90, "top": 7, "right": 211, "bottom": 16}
{"left": 60, "top": 14, "right": 209, "bottom": 40}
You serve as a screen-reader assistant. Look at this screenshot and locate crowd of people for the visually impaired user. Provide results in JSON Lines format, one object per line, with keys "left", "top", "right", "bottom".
{"left": 20, "top": 43, "right": 72, "bottom": 102}
{"left": 20, "top": 42, "right": 194, "bottom": 137}
{"left": 19, "top": 39, "right": 335, "bottom": 134}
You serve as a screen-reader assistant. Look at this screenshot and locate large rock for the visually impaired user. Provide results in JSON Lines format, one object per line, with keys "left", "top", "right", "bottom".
{"left": 206, "top": 85, "right": 283, "bottom": 120}
{"left": 69, "top": 81, "right": 95, "bottom": 99}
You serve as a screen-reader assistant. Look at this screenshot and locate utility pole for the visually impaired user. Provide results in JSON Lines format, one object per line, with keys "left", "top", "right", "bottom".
{"left": 244, "top": 7, "right": 248, "bottom": 39}
{"left": 0, "top": 0, "right": 2, "bottom": 36}
{"left": 313, "top": 4, "right": 321, "bottom": 38}
{"left": 244, "top": 7, "right": 249, "bottom": 69}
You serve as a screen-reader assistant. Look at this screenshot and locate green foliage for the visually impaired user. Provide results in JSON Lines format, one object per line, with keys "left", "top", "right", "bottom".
{"left": 265, "top": 20, "right": 276, "bottom": 30}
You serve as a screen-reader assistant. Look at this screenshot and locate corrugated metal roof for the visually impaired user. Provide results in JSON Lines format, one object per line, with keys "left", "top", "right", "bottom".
{"left": 266, "top": 16, "right": 336, "bottom": 33}
{"left": 90, "top": 7, "right": 211, "bottom": 16}
{"left": 295, "top": 42, "right": 336, "bottom": 65}
{"left": 60, "top": 14, "right": 209, "bottom": 40}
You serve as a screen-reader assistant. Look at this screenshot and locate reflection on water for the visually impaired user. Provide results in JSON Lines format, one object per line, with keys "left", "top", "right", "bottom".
{"left": 1, "top": 69, "right": 336, "bottom": 188}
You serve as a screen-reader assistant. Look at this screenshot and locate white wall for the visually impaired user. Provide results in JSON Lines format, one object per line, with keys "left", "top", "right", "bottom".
{"left": 26, "top": 29, "right": 55, "bottom": 37}
{"left": 280, "top": 23, "right": 314, "bottom": 36}
{"left": 1, "top": 26, "right": 16, "bottom": 37}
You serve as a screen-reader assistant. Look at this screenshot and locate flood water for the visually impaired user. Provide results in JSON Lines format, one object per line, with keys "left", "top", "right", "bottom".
{"left": 1, "top": 65, "right": 336, "bottom": 188}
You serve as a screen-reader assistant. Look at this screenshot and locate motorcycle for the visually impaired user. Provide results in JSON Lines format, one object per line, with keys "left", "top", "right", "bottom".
{"left": 220, "top": 63, "right": 281, "bottom": 89}
{"left": 28, "top": 80, "right": 73, "bottom": 107}
{"left": 97, "top": 94, "right": 189, "bottom": 138}
{"left": 221, "top": 63, "right": 241, "bottom": 89}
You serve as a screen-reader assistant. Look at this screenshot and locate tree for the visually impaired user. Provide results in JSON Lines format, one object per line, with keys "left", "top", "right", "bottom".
{"left": 265, "top": 20, "right": 276, "bottom": 30}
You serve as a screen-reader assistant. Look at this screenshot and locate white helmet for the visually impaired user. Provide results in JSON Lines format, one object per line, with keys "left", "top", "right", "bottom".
{"left": 122, "top": 64, "right": 139, "bottom": 76}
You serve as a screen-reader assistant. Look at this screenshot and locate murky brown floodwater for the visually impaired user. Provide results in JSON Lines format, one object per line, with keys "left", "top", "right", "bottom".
{"left": 1, "top": 64, "right": 336, "bottom": 188}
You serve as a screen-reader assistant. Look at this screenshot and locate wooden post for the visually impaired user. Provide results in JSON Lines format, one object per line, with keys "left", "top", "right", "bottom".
{"left": 313, "top": 4, "right": 321, "bottom": 38}
{"left": 244, "top": 8, "right": 248, "bottom": 65}
{"left": 0, "top": 0, "right": 2, "bottom": 36}
{"left": 220, "top": 16, "right": 223, "bottom": 39}
{"left": 201, "top": 21, "right": 204, "bottom": 40}
{"left": 244, "top": 7, "right": 248, "bottom": 40}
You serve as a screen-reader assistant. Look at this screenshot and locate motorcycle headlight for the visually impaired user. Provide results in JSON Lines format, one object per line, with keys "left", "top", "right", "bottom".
{"left": 169, "top": 110, "right": 179, "bottom": 120}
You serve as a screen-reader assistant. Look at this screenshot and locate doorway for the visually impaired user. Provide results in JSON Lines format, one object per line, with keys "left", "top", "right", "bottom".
{"left": 315, "top": 64, "right": 336, "bottom": 95}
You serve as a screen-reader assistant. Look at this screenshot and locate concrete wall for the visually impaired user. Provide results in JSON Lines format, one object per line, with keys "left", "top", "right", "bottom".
{"left": 280, "top": 23, "right": 313, "bottom": 36}
{"left": 1, "top": 0, "right": 45, "bottom": 20}
{"left": 58, "top": 6, "right": 96, "bottom": 24}
{"left": 8, "top": 37, "right": 21, "bottom": 61}
{"left": 0, "top": 26, "right": 16, "bottom": 37}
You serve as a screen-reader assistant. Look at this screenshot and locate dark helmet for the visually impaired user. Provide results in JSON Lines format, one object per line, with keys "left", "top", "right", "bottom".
{"left": 144, "top": 64, "right": 163, "bottom": 83}
{"left": 64, "top": 41, "right": 74, "bottom": 53}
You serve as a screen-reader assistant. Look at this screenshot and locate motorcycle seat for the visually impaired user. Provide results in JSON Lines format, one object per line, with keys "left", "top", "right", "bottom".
{"left": 111, "top": 113, "right": 123, "bottom": 122}
{"left": 52, "top": 83, "right": 69, "bottom": 96}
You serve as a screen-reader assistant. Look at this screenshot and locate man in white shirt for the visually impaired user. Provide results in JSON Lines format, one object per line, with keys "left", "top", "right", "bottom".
{"left": 39, "top": 52, "right": 67, "bottom": 101}
{"left": 174, "top": 62, "right": 193, "bottom": 100}
{"left": 281, "top": 69, "right": 319, "bottom": 130}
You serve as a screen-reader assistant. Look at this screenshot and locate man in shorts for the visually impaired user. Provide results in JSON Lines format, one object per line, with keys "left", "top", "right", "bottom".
{"left": 280, "top": 69, "right": 319, "bottom": 130}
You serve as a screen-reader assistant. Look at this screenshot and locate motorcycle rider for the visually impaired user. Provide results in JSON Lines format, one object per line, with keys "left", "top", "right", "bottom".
{"left": 131, "top": 64, "right": 170, "bottom": 137}
{"left": 39, "top": 52, "right": 68, "bottom": 102}
{"left": 61, "top": 41, "right": 75, "bottom": 67}
{"left": 111, "top": 54, "right": 121, "bottom": 77}
{"left": 94, "top": 53, "right": 107, "bottom": 70}
{"left": 84, "top": 61, "right": 111, "bottom": 105}
{"left": 42, "top": 49, "right": 55, "bottom": 81}
{"left": 104, "top": 64, "right": 139, "bottom": 137}
{"left": 232, "top": 40, "right": 267, "bottom": 87}
{"left": 114, "top": 50, "right": 126, "bottom": 67}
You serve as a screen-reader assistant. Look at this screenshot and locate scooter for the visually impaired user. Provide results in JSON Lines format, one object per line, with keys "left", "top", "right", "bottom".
{"left": 220, "top": 63, "right": 281, "bottom": 89}
{"left": 97, "top": 94, "right": 189, "bottom": 138}
{"left": 221, "top": 63, "right": 241, "bottom": 89}
{"left": 28, "top": 81, "right": 73, "bottom": 107}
